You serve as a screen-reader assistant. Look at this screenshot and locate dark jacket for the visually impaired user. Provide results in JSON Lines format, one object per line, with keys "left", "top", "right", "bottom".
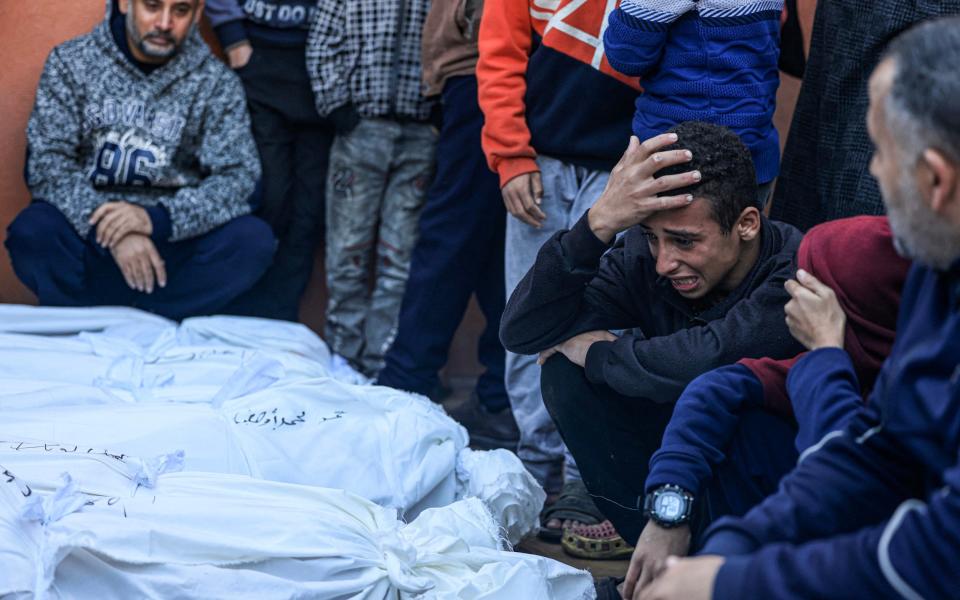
{"left": 771, "top": 0, "right": 960, "bottom": 230}
{"left": 702, "top": 261, "right": 960, "bottom": 600}
{"left": 646, "top": 348, "right": 863, "bottom": 497}
{"left": 500, "top": 212, "right": 804, "bottom": 399}
{"left": 205, "top": 0, "right": 317, "bottom": 50}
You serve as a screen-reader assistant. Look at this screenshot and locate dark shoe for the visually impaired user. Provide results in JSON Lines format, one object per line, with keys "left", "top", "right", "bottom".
{"left": 445, "top": 392, "right": 520, "bottom": 451}
{"left": 538, "top": 479, "right": 604, "bottom": 543}
{"left": 428, "top": 381, "right": 453, "bottom": 404}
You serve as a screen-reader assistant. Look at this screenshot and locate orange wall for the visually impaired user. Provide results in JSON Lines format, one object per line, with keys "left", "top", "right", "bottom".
{"left": 0, "top": 1, "right": 105, "bottom": 304}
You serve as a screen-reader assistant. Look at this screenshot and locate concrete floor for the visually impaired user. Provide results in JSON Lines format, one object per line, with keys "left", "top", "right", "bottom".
{"left": 517, "top": 536, "right": 629, "bottom": 580}
{"left": 441, "top": 384, "right": 630, "bottom": 583}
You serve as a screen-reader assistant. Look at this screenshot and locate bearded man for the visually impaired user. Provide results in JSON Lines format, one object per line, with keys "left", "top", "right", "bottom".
{"left": 6, "top": 0, "right": 274, "bottom": 320}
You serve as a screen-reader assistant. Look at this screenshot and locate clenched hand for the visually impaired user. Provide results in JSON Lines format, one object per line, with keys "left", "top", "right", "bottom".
{"left": 637, "top": 555, "right": 723, "bottom": 600}
{"left": 784, "top": 268, "right": 846, "bottom": 351}
{"left": 227, "top": 42, "right": 253, "bottom": 69}
{"left": 538, "top": 330, "right": 619, "bottom": 368}
{"left": 587, "top": 134, "right": 699, "bottom": 244}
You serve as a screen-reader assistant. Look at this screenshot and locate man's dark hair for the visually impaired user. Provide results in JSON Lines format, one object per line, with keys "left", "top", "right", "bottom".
{"left": 655, "top": 121, "right": 757, "bottom": 234}
{"left": 881, "top": 16, "right": 960, "bottom": 163}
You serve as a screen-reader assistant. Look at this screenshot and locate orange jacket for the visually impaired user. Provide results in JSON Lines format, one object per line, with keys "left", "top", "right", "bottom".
{"left": 477, "top": 0, "right": 640, "bottom": 187}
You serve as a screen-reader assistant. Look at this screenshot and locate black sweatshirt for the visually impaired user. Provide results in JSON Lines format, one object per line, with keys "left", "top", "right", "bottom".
{"left": 500, "top": 213, "right": 805, "bottom": 400}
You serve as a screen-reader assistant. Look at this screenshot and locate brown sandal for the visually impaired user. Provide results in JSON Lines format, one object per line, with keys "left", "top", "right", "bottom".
{"left": 538, "top": 480, "right": 604, "bottom": 543}
{"left": 561, "top": 520, "right": 634, "bottom": 560}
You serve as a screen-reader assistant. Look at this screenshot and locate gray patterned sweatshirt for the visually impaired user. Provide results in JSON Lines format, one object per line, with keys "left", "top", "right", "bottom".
{"left": 26, "top": 5, "right": 260, "bottom": 242}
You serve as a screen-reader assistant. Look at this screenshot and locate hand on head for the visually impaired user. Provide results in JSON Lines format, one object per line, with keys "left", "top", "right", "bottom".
{"left": 587, "top": 134, "right": 699, "bottom": 244}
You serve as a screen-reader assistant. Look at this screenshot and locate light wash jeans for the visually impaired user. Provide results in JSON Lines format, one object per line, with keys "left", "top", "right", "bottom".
{"left": 505, "top": 154, "right": 610, "bottom": 494}
{"left": 324, "top": 118, "right": 437, "bottom": 376}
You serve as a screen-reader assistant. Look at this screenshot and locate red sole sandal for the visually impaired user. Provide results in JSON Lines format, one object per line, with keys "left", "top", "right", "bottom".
{"left": 561, "top": 520, "right": 634, "bottom": 560}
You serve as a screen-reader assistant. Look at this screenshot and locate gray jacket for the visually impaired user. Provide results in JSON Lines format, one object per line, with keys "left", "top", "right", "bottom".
{"left": 26, "top": 4, "right": 260, "bottom": 242}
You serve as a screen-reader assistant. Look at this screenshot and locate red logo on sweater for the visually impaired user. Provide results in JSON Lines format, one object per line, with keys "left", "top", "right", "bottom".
{"left": 531, "top": 0, "right": 640, "bottom": 89}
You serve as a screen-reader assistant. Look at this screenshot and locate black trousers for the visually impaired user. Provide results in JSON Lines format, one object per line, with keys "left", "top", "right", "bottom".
{"left": 377, "top": 76, "right": 507, "bottom": 411}
{"left": 224, "top": 44, "right": 334, "bottom": 321}
{"left": 541, "top": 356, "right": 797, "bottom": 546}
{"left": 541, "top": 356, "right": 674, "bottom": 544}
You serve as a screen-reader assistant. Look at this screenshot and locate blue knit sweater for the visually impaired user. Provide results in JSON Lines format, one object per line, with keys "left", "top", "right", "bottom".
{"left": 604, "top": 0, "right": 783, "bottom": 184}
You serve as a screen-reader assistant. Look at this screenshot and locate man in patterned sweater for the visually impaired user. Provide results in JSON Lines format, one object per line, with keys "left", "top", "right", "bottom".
{"left": 6, "top": 0, "right": 274, "bottom": 320}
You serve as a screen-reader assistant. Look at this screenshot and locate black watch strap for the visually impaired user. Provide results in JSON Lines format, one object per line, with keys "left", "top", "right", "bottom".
{"left": 643, "top": 484, "right": 694, "bottom": 528}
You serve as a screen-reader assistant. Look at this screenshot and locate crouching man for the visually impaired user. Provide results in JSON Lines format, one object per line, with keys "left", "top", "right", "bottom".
{"left": 639, "top": 17, "right": 960, "bottom": 600}
{"left": 6, "top": 0, "right": 274, "bottom": 320}
{"left": 500, "top": 121, "right": 805, "bottom": 550}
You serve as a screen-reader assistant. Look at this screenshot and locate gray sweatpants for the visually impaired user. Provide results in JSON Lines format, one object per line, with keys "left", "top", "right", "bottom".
{"left": 505, "top": 154, "right": 610, "bottom": 494}
{"left": 324, "top": 118, "right": 437, "bottom": 376}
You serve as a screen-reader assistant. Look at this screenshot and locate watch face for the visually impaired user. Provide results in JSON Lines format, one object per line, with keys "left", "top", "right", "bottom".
{"left": 655, "top": 491, "right": 685, "bottom": 521}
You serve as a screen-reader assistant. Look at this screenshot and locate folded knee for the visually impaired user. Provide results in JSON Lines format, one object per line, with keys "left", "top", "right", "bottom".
{"left": 5, "top": 203, "right": 74, "bottom": 259}
{"left": 539, "top": 354, "right": 584, "bottom": 411}
{"left": 222, "top": 216, "right": 277, "bottom": 271}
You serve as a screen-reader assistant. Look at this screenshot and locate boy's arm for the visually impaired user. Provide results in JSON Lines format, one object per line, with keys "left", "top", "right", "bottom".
{"left": 786, "top": 347, "right": 866, "bottom": 454}
{"left": 603, "top": 0, "right": 696, "bottom": 77}
{"left": 476, "top": 0, "right": 538, "bottom": 186}
{"left": 646, "top": 364, "right": 765, "bottom": 495}
{"left": 500, "top": 216, "right": 641, "bottom": 354}
{"left": 204, "top": 0, "right": 248, "bottom": 52}
{"left": 305, "top": 0, "right": 354, "bottom": 119}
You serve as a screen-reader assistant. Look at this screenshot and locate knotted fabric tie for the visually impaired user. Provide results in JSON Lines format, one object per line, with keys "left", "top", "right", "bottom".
{"left": 375, "top": 529, "right": 435, "bottom": 594}
{"left": 20, "top": 473, "right": 88, "bottom": 526}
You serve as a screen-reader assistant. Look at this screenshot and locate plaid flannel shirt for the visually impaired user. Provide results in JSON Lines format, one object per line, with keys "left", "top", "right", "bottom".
{"left": 306, "top": 0, "right": 435, "bottom": 121}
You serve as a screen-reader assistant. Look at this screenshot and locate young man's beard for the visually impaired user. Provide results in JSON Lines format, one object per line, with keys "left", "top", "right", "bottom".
{"left": 885, "top": 167, "right": 960, "bottom": 270}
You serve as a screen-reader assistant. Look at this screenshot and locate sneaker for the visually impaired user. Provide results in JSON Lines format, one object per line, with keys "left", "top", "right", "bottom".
{"left": 445, "top": 392, "right": 520, "bottom": 451}
{"left": 428, "top": 382, "right": 453, "bottom": 404}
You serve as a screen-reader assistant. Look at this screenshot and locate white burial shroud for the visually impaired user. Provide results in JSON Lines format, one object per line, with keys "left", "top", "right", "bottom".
{"left": 0, "top": 306, "right": 544, "bottom": 544}
{"left": 0, "top": 463, "right": 595, "bottom": 600}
